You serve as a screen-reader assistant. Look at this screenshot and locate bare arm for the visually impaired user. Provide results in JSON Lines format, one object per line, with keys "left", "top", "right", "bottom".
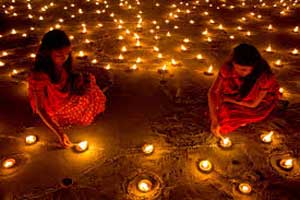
{"left": 208, "top": 75, "right": 223, "bottom": 123}
{"left": 33, "top": 92, "right": 64, "bottom": 139}
{"left": 223, "top": 90, "right": 268, "bottom": 108}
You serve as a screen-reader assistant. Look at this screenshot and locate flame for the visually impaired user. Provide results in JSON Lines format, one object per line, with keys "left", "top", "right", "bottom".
{"left": 284, "top": 159, "right": 293, "bottom": 166}
{"left": 138, "top": 179, "right": 152, "bottom": 192}
{"left": 25, "top": 135, "right": 37, "bottom": 144}
{"left": 207, "top": 65, "right": 213, "bottom": 73}
{"left": 142, "top": 144, "right": 154, "bottom": 154}
{"left": 262, "top": 131, "right": 273, "bottom": 142}
{"left": 3, "top": 158, "right": 16, "bottom": 168}
{"left": 77, "top": 141, "right": 88, "bottom": 151}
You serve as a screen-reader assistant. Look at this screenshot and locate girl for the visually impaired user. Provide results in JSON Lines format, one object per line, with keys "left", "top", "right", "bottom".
{"left": 28, "top": 30, "right": 106, "bottom": 148}
{"left": 208, "top": 43, "right": 280, "bottom": 137}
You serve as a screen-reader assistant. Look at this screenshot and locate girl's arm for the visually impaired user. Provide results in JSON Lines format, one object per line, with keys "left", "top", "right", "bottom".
{"left": 224, "top": 90, "right": 268, "bottom": 108}
{"left": 33, "top": 92, "right": 71, "bottom": 147}
{"left": 208, "top": 75, "right": 223, "bottom": 123}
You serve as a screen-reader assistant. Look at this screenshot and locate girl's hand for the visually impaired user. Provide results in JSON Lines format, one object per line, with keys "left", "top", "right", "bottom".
{"left": 210, "top": 121, "right": 221, "bottom": 138}
{"left": 59, "top": 134, "right": 73, "bottom": 148}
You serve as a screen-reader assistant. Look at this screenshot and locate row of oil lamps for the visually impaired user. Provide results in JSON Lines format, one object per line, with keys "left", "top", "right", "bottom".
{"left": 1, "top": 130, "right": 294, "bottom": 195}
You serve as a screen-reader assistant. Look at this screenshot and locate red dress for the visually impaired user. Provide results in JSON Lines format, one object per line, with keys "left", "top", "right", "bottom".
{"left": 217, "top": 65, "right": 280, "bottom": 134}
{"left": 28, "top": 69, "right": 106, "bottom": 127}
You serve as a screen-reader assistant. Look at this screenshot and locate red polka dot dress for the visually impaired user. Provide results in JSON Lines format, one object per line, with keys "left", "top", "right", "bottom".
{"left": 28, "top": 70, "right": 106, "bottom": 127}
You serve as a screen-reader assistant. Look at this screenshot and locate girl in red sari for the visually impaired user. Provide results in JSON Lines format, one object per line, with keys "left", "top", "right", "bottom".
{"left": 28, "top": 30, "right": 106, "bottom": 148}
{"left": 208, "top": 43, "right": 280, "bottom": 137}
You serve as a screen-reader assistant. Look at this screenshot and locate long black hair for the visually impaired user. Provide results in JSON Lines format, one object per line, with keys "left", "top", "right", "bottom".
{"left": 33, "top": 29, "right": 72, "bottom": 83}
{"left": 226, "top": 43, "right": 273, "bottom": 99}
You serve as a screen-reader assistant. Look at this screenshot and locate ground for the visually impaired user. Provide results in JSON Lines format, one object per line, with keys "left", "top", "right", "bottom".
{"left": 0, "top": 0, "right": 300, "bottom": 199}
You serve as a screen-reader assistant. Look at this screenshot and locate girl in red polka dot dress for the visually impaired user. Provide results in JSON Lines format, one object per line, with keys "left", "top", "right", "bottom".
{"left": 28, "top": 30, "right": 106, "bottom": 148}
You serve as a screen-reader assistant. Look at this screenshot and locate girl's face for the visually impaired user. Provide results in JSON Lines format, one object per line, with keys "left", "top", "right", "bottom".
{"left": 233, "top": 62, "right": 254, "bottom": 77}
{"left": 51, "top": 46, "right": 71, "bottom": 68}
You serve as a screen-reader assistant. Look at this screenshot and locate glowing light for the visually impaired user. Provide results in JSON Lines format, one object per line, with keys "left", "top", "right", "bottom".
{"left": 25, "top": 135, "right": 37, "bottom": 145}
{"left": 292, "top": 48, "right": 299, "bottom": 55}
{"left": 260, "top": 131, "right": 273, "bottom": 143}
{"left": 91, "top": 59, "right": 97, "bottom": 64}
{"left": 136, "top": 57, "right": 141, "bottom": 63}
{"left": 274, "top": 59, "right": 282, "bottom": 67}
{"left": 219, "top": 137, "right": 232, "bottom": 148}
{"left": 196, "top": 54, "right": 203, "bottom": 60}
{"left": 198, "top": 160, "right": 213, "bottom": 172}
{"left": 239, "top": 183, "right": 252, "bottom": 194}
{"left": 142, "top": 144, "right": 154, "bottom": 154}
{"left": 181, "top": 45, "right": 187, "bottom": 51}
{"left": 131, "top": 64, "right": 138, "bottom": 70}
{"left": 266, "top": 45, "right": 273, "bottom": 52}
{"left": 78, "top": 51, "right": 85, "bottom": 57}
{"left": 105, "top": 64, "right": 111, "bottom": 70}
{"left": 137, "top": 179, "right": 152, "bottom": 193}
{"left": 11, "top": 29, "right": 17, "bottom": 34}
{"left": 0, "top": 61, "right": 5, "bottom": 67}
{"left": 293, "top": 26, "right": 299, "bottom": 33}
{"left": 118, "top": 54, "right": 124, "bottom": 60}
{"left": 75, "top": 141, "right": 88, "bottom": 152}
{"left": 2, "top": 158, "right": 16, "bottom": 169}
{"left": 279, "top": 158, "right": 294, "bottom": 170}
{"left": 121, "top": 46, "right": 127, "bottom": 52}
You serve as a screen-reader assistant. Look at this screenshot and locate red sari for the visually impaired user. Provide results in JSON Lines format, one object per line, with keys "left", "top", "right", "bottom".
{"left": 28, "top": 69, "right": 106, "bottom": 127}
{"left": 216, "top": 65, "right": 280, "bottom": 134}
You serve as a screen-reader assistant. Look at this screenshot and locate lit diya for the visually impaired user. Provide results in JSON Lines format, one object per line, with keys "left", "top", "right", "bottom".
{"left": 219, "top": 137, "right": 232, "bottom": 148}
{"left": 204, "top": 65, "right": 214, "bottom": 75}
{"left": 142, "top": 144, "right": 154, "bottom": 155}
{"left": 137, "top": 179, "right": 153, "bottom": 193}
{"left": 278, "top": 158, "right": 294, "bottom": 170}
{"left": 25, "top": 135, "right": 38, "bottom": 145}
{"left": 2, "top": 158, "right": 16, "bottom": 169}
{"left": 260, "top": 131, "right": 273, "bottom": 143}
{"left": 75, "top": 141, "right": 89, "bottom": 152}
{"left": 198, "top": 160, "right": 213, "bottom": 173}
{"left": 238, "top": 183, "right": 252, "bottom": 194}
{"left": 157, "top": 64, "right": 168, "bottom": 74}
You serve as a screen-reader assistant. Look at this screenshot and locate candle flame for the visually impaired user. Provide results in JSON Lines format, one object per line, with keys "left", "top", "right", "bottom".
{"left": 262, "top": 131, "right": 273, "bottom": 142}
{"left": 138, "top": 179, "right": 152, "bottom": 192}
{"left": 77, "top": 141, "right": 88, "bottom": 151}
{"left": 2, "top": 158, "right": 16, "bottom": 168}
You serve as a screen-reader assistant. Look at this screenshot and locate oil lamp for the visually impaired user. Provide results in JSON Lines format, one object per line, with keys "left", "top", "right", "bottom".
{"left": 196, "top": 54, "right": 203, "bottom": 60}
{"left": 131, "top": 64, "right": 138, "bottom": 70}
{"left": 260, "top": 131, "right": 273, "bottom": 143}
{"left": 137, "top": 179, "right": 152, "bottom": 193}
{"left": 219, "top": 137, "right": 232, "bottom": 148}
{"left": 291, "top": 48, "right": 299, "bottom": 55}
{"left": 142, "top": 144, "right": 154, "bottom": 155}
{"left": 279, "top": 87, "right": 284, "bottom": 94}
{"left": 91, "top": 59, "right": 97, "bottom": 64}
{"left": 266, "top": 45, "right": 272, "bottom": 52}
{"left": 11, "top": 29, "right": 17, "bottom": 34}
{"left": 0, "top": 61, "right": 5, "bottom": 67}
{"left": 118, "top": 35, "right": 124, "bottom": 40}
{"left": 279, "top": 158, "right": 294, "bottom": 170}
{"left": 274, "top": 59, "right": 283, "bottom": 67}
{"left": 166, "top": 32, "right": 171, "bottom": 37}
{"left": 238, "top": 183, "right": 252, "bottom": 194}
{"left": 198, "top": 160, "right": 213, "bottom": 172}
{"left": 118, "top": 54, "right": 124, "bottom": 60}
{"left": 181, "top": 45, "right": 187, "bottom": 51}
{"left": 293, "top": 26, "right": 299, "bottom": 33}
{"left": 171, "top": 59, "right": 178, "bottom": 66}
{"left": 268, "top": 24, "right": 273, "bottom": 31}
{"left": 105, "top": 64, "right": 111, "bottom": 70}
{"left": 204, "top": 65, "right": 213, "bottom": 75}
{"left": 121, "top": 46, "right": 127, "bottom": 52}
{"left": 2, "top": 158, "right": 16, "bottom": 169}
{"left": 25, "top": 135, "right": 37, "bottom": 145}
{"left": 136, "top": 57, "right": 142, "bottom": 63}
{"left": 75, "top": 141, "right": 88, "bottom": 152}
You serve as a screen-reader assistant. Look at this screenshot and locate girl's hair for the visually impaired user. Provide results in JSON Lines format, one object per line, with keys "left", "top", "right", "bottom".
{"left": 225, "top": 43, "right": 272, "bottom": 99}
{"left": 33, "top": 29, "right": 72, "bottom": 84}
